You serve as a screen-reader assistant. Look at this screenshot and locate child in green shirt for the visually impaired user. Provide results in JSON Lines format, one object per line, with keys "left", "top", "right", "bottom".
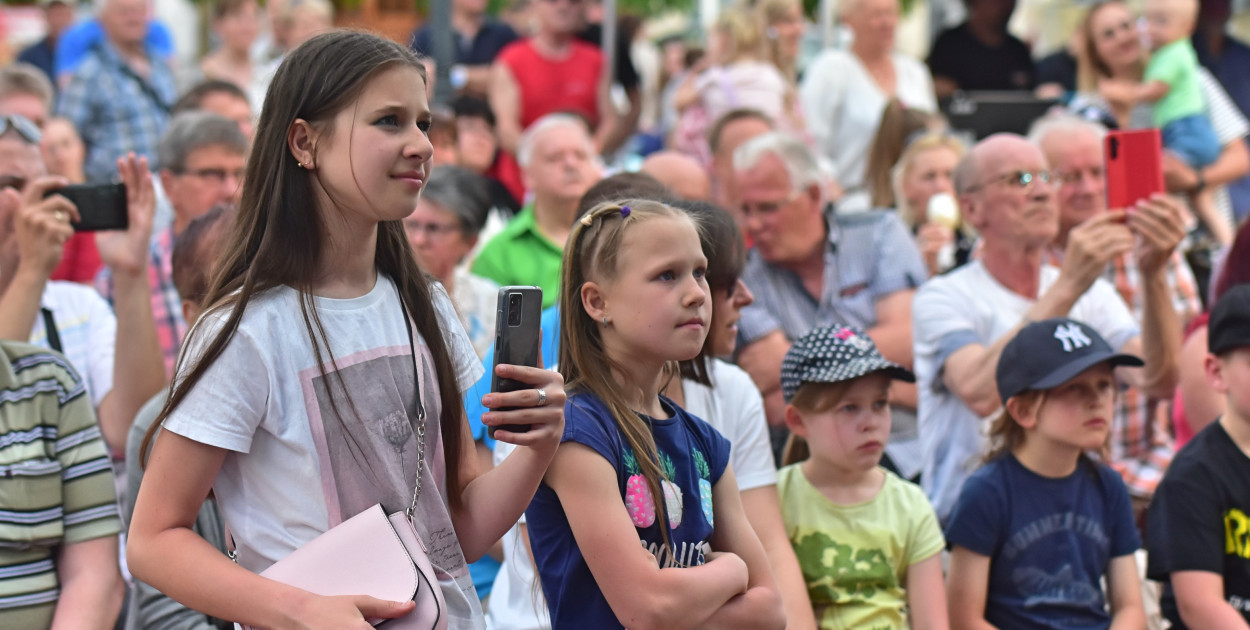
{"left": 1139, "top": 0, "right": 1225, "bottom": 242}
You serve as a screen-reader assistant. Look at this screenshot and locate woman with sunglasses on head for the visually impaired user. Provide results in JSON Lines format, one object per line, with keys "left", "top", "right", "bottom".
{"left": 489, "top": 0, "right": 618, "bottom": 157}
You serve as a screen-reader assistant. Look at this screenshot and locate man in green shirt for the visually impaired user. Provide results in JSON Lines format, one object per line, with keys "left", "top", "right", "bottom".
{"left": 472, "top": 113, "right": 600, "bottom": 307}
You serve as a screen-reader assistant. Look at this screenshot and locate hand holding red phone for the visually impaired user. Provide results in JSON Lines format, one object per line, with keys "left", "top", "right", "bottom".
{"left": 1126, "top": 193, "right": 1186, "bottom": 275}
{"left": 1104, "top": 129, "right": 1165, "bottom": 211}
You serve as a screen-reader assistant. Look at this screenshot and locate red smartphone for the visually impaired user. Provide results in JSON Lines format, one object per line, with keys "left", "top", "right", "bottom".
{"left": 1104, "top": 128, "right": 1164, "bottom": 210}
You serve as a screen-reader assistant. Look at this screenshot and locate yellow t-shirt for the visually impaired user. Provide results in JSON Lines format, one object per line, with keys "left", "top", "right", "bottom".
{"left": 778, "top": 465, "right": 945, "bottom": 630}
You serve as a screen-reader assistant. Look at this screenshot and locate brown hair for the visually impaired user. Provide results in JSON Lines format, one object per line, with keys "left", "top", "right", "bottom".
{"left": 1077, "top": 1, "right": 1128, "bottom": 94}
{"left": 708, "top": 108, "right": 774, "bottom": 156}
{"left": 983, "top": 391, "right": 1047, "bottom": 462}
{"left": 559, "top": 198, "right": 703, "bottom": 550}
{"left": 891, "top": 131, "right": 968, "bottom": 227}
{"left": 672, "top": 199, "right": 746, "bottom": 386}
{"left": 0, "top": 63, "right": 53, "bottom": 113}
{"left": 780, "top": 381, "right": 853, "bottom": 466}
{"left": 866, "top": 100, "right": 943, "bottom": 209}
{"left": 213, "top": 0, "right": 256, "bottom": 20}
{"left": 144, "top": 32, "right": 468, "bottom": 509}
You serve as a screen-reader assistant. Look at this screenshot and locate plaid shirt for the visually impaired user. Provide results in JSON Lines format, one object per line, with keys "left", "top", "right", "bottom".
{"left": 56, "top": 40, "right": 175, "bottom": 184}
{"left": 95, "top": 227, "right": 185, "bottom": 377}
{"left": 1044, "top": 247, "right": 1201, "bottom": 498}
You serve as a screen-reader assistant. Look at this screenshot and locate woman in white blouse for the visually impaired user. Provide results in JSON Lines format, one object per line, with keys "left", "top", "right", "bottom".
{"left": 799, "top": 0, "right": 937, "bottom": 213}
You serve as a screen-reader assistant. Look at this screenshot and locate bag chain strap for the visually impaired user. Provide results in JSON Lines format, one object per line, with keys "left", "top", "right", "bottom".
{"left": 399, "top": 296, "right": 427, "bottom": 519}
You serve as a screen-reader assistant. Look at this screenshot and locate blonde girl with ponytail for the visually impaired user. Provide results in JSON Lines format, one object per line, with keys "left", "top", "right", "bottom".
{"left": 525, "top": 199, "right": 785, "bottom": 629}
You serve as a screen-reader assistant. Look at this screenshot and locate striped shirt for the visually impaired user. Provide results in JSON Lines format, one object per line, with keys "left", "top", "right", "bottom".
{"left": 0, "top": 342, "right": 121, "bottom": 629}
{"left": 739, "top": 208, "right": 928, "bottom": 344}
{"left": 29, "top": 282, "right": 116, "bottom": 409}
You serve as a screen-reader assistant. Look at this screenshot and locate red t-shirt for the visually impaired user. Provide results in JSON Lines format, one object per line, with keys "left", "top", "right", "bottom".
{"left": 51, "top": 232, "right": 103, "bottom": 284}
{"left": 498, "top": 39, "right": 603, "bottom": 129}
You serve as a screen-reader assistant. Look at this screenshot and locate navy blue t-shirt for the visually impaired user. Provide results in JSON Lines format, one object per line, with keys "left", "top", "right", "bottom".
{"left": 410, "top": 19, "right": 518, "bottom": 66}
{"left": 526, "top": 391, "right": 732, "bottom": 629}
{"left": 945, "top": 454, "right": 1141, "bottom": 630}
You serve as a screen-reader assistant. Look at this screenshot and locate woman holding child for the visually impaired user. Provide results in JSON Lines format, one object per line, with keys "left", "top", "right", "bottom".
{"left": 1075, "top": 0, "right": 1248, "bottom": 245}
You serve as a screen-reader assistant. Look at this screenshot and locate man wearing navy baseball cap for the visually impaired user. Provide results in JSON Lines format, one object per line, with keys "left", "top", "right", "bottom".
{"left": 1147, "top": 285, "right": 1250, "bottom": 629}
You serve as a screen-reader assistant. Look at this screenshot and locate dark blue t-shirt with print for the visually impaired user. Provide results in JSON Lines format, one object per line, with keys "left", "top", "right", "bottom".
{"left": 945, "top": 454, "right": 1141, "bottom": 630}
{"left": 526, "top": 391, "right": 731, "bottom": 629}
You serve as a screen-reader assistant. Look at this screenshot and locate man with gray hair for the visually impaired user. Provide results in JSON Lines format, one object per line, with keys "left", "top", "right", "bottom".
{"left": 472, "top": 113, "right": 601, "bottom": 307}
{"left": 0, "top": 63, "right": 55, "bottom": 128}
{"left": 913, "top": 132, "right": 1186, "bottom": 523}
{"left": 1030, "top": 113, "right": 1201, "bottom": 504}
{"left": 96, "top": 111, "right": 247, "bottom": 374}
{"left": 57, "top": 0, "right": 176, "bottom": 184}
{"left": 732, "top": 131, "right": 928, "bottom": 466}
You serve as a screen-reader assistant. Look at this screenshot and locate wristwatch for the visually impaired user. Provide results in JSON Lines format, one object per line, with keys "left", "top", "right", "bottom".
{"left": 1193, "top": 170, "right": 1207, "bottom": 194}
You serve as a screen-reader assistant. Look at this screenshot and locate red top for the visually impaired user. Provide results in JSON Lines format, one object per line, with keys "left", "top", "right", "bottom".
{"left": 488, "top": 150, "right": 526, "bottom": 207}
{"left": 51, "top": 232, "right": 103, "bottom": 284}
{"left": 497, "top": 39, "right": 603, "bottom": 130}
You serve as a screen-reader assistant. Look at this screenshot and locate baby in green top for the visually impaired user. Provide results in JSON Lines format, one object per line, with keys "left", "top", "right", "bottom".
{"left": 1139, "top": 0, "right": 1222, "bottom": 236}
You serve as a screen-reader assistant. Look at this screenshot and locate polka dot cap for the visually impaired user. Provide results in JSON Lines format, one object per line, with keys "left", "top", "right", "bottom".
{"left": 780, "top": 325, "right": 915, "bottom": 403}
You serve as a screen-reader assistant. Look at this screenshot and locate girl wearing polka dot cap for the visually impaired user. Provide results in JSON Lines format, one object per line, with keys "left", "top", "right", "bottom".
{"left": 777, "top": 325, "right": 948, "bottom": 630}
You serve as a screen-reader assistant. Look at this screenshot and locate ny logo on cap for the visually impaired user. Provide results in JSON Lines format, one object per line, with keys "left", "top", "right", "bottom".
{"left": 1054, "top": 322, "right": 1093, "bottom": 352}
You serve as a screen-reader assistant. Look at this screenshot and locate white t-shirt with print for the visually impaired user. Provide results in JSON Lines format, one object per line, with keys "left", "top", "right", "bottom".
{"left": 162, "top": 276, "right": 486, "bottom": 628}
{"left": 485, "top": 358, "right": 779, "bottom": 629}
{"left": 913, "top": 261, "right": 1140, "bottom": 523}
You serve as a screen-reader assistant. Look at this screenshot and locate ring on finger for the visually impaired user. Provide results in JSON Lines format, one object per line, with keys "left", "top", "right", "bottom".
{"left": 53, "top": 209, "right": 67, "bottom": 222}
{"left": 536, "top": 388, "right": 547, "bottom": 406}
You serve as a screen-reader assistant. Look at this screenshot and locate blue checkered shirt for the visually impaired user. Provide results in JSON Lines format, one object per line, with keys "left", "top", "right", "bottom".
{"left": 738, "top": 208, "right": 929, "bottom": 344}
{"left": 56, "top": 41, "right": 175, "bottom": 184}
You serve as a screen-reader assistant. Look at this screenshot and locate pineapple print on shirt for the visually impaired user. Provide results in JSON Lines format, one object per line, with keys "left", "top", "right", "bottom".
{"left": 694, "top": 448, "right": 714, "bottom": 527}
{"left": 623, "top": 446, "right": 714, "bottom": 569}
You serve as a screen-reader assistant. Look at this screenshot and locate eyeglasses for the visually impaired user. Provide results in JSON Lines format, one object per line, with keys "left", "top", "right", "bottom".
{"left": 179, "top": 168, "right": 246, "bottom": 185}
{"left": 966, "top": 169, "right": 1054, "bottom": 193}
{"left": 0, "top": 115, "right": 41, "bottom": 145}
{"left": 404, "top": 220, "right": 463, "bottom": 238}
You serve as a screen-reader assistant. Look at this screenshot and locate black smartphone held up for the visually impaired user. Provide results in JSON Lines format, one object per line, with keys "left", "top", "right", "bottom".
{"left": 44, "top": 183, "right": 128, "bottom": 232}
{"left": 489, "top": 286, "right": 543, "bottom": 439}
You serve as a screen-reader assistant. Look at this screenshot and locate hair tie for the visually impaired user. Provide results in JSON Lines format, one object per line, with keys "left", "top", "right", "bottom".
{"left": 620, "top": 205, "right": 631, "bottom": 218}
{"left": 580, "top": 214, "right": 595, "bottom": 226}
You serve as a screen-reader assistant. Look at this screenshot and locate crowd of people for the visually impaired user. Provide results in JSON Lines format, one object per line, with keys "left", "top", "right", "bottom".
{"left": 1, "top": 0, "right": 1250, "bottom": 627}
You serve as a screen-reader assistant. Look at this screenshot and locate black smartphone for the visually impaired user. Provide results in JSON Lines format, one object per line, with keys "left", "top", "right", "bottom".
{"left": 44, "top": 183, "right": 128, "bottom": 232}
{"left": 489, "top": 286, "right": 543, "bottom": 439}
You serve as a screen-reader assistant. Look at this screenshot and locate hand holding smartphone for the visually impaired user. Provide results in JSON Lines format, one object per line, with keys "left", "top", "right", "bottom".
{"left": 489, "top": 286, "right": 543, "bottom": 440}
{"left": 43, "top": 183, "right": 128, "bottom": 232}
{"left": 1104, "top": 129, "right": 1164, "bottom": 211}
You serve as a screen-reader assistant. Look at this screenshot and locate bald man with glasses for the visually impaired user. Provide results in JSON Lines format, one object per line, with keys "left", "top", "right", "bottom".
{"left": 913, "top": 132, "right": 1186, "bottom": 523}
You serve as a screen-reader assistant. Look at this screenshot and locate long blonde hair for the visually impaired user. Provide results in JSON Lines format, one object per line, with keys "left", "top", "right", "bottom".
{"left": 714, "top": 8, "right": 766, "bottom": 64}
{"left": 558, "top": 198, "right": 703, "bottom": 549}
{"left": 755, "top": 0, "right": 801, "bottom": 81}
{"left": 891, "top": 131, "right": 968, "bottom": 228}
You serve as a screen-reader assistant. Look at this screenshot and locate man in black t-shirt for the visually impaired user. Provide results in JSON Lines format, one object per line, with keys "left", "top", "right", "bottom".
{"left": 1147, "top": 285, "right": 1250, "bottom": 629}
{"left": 927, "top": 0, "right": 1035, "bottom": 98}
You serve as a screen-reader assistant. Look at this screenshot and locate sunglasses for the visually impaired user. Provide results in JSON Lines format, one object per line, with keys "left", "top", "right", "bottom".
{"left": 0, "top": 115, "right": 41, "bottom": 145}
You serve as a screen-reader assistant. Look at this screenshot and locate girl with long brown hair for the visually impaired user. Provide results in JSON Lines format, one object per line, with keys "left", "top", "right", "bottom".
{"left": 126, "top": 31, "right": 565, "bottom": 629}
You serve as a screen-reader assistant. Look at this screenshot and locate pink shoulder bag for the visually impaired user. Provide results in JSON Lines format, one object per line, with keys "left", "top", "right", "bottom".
{"left": 233, "top": 299, "right": 448, "bottom": 629}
